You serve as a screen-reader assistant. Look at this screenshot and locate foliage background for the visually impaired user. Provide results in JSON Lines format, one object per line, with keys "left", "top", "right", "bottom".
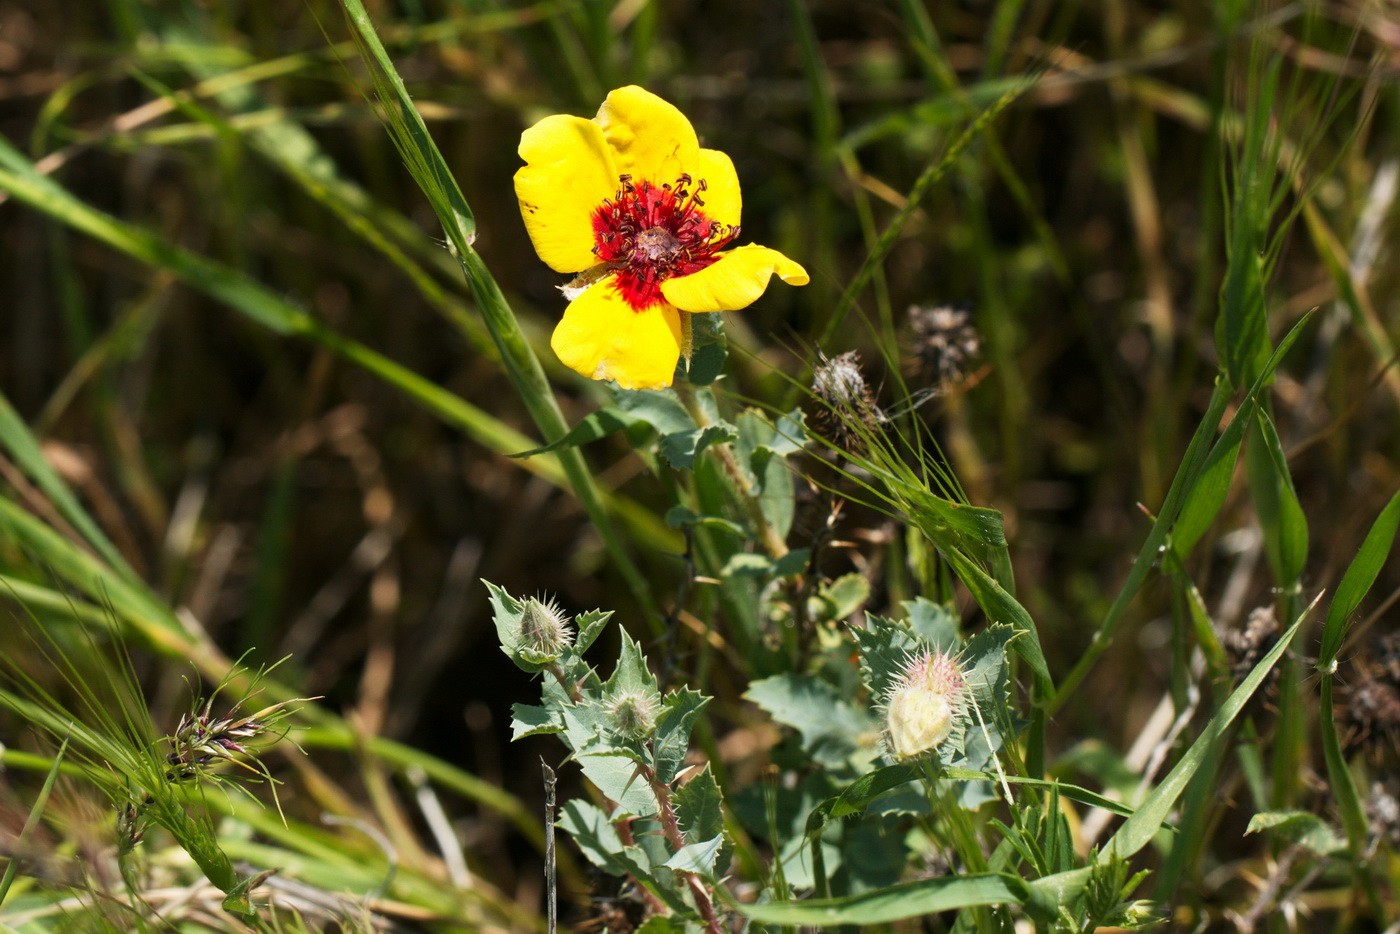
{"left": 0, "top": 0, "right": 1398, "bottom": 927}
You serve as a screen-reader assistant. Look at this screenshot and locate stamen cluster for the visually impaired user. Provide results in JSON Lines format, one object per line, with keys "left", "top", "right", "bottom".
{"left": 591, "top": 173, "right": 738, "bottom": 310}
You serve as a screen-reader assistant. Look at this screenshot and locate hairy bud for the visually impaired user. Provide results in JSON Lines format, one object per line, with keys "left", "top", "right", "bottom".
{"left": 519, "top": 596, "right": 573, "bottom": 664}
{"left": 608, "top": 690, "right": 659, "bottom": 739}
{"left": 885, "top": 651, "right": 966, "bottom": 759}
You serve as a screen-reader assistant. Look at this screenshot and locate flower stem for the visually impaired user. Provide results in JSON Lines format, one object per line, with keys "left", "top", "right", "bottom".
{"left": 614, "top": 819, "right": 670, "bottom": 916}
{"left": 673, "top": 382, "right": 789, "bottom": 560}
{"left": 641, "top": 763, "right": 726, "bottom": 934}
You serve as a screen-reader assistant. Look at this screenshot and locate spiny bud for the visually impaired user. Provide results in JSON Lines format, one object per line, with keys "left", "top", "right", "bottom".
{"left": 607, "top": 690, "right": 659, "bottom": 739}
{"left": 519, "top": 596, "right": 573, "bottom": 664}
{"left": 885, "top": 651, "right": 966, "bottom": 760}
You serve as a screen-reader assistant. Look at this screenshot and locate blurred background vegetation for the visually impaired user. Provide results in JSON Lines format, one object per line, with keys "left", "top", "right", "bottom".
{"left": 1, "top": 0, "right": 1399, "bottom": 929}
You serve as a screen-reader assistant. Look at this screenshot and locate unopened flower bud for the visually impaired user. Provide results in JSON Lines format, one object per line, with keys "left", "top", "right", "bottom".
{"left": 608, "top": 690, "right": 659, "bottom": 739}
{"left": 1119, "top": 901, "right": 1159, "bottom": 927}
{"left": 885, "top": 651, "right": 966, "bottom": 759}
{"left": 519, "top": 596, "right": 573, "bottom": 664}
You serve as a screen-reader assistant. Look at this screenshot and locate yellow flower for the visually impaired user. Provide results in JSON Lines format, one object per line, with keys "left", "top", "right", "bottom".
{"left": 515, "top": 86, "right": 809, "bottom": 390}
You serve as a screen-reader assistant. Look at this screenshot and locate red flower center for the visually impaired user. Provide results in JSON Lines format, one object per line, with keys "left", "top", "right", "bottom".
{"left": 591, "top": 173, "right": 738, "bottom": 311}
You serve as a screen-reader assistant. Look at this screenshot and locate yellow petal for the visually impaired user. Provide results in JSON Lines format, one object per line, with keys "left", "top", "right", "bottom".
{"left": 691, "top": 147, "right": 741, "bottom": 229}
{"left": 515, "top": 114, "right": 617, "bottom": 273}
{"left": 660, "top": 244, "right": 809, "bottom": 313}
{"left": 595, "top": 86, "right": 699, "bottom": 185}
{"left": 552, "top": 276, "right": 683, "bottom": 390}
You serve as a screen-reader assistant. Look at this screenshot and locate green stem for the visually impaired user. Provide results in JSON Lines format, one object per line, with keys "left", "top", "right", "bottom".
{"left": 643, "top": 762, "right": 726, "bottom": 934}
{"left": 673, "top": 382, "right": 789, "bottom": 560}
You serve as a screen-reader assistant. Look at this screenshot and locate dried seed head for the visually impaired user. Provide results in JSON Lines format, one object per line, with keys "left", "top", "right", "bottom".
{"left": 811, "top": 351, "right": 882, "bottom": 452}
{"left": 607, "top": 690, "right": 659, "bottom": 740}
{"left": 906, "top": 304, "right": 981, "bottom": 390}
{"left": 1377, "top": 631, "right": 1400, "bottom": 683}
{"left": 1337, "top": 640, "right": 1400, "bottom": 767}
{"left": 813, "top": 351, "right": 871, "bottom": 409}
{"left": 519, "top": 596, "right": 574, "bottom": 664}
{"left": 1222, "top": 606, "right": 1281, "bottom": 683}
{"left": 885, "top": 651, "right": 967, "bottom": 759}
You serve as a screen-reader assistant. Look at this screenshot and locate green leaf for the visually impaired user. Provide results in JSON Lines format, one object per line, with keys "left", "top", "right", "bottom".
{"left": 674, "top": 764, "right": 725, "bottom": 842}
{"left": 575, "top": 609, "right": 613, "bottom": 654}
{"left": 221, "top": 868, "right": 278, "bottom": 919}
{"left": 1246, "top": 410, "right": 1308, "bottom": 588}
{"left": 808, "top": 573, "right": 870, "bottom": 623}
{"left": 662, "top": 835, "right": 725, "bottom": 878}
{"left": 652, "top": 688, "right": 709, "bottom": 785}
{"left": 1105, "top": 611, "right": 1304, "bottom": 861}
{"left": 508, "top": 408, "right": 638, "bottom": 458}
{"left": 484, "top": 581, "right": 544, "bottom": 673}
{"left": 1171, "top": 418, "right": 1242, "bottom": 559}
{"left": 0, "top": 392, "right": 133, "bottom": 578}
{"left": 1216, "top": 236, "right": 1270, "bottom": 389}
{"left": 721, "top": 553, "right": 776, "bottom": 577}
{"left": 1319, "top": 487, "right": 1400, "bottom": 666}
{"left": 737, "top": 873, "right": 1028, "bottom": 924}
{"left": 682, "top": 312, "right": 728, "bottom": 386}
{"left": 605, "top": 632, "right": 663, "bottom": 703}
{"left": 1246, "top": 811, "right": 1345, "bottom": 857}
{"left": 808, "top": 764, "right": 921, "bottom": 827}
{"left": 904, "top": 598, "right": 962, "bottom": 650}
{"left": 901, "top": 491, "right": 1008, "bottom": 559}
{"left": 613, "top": 388, "right": 735, "bottom": 469}
{"left": 510, "top": 703, "right": 564, "bottom": 741}
{"left": 853, "top": 613, "right": 928, "bottom": 702}
{"left": 658, "top": 423, "right": 738, "bottom": 471}
{"left": 737, "top": 408, "right": 807, "bottom": 537}
{"left": 745, "top": 674, "right": 874, "bottom": 770}
{"left": 664, "top": 506, "right": 748, "bottom": 537}
{"left": 590, "top": 758, "right": 659, "bottom": 817}
{"left": 558, "top": 799, "right": 656, "bottom": 879}
{"left": 615, "top": 389, "right": 695, "bottom": 436}
{"left": 939, "top": 547, "right": 1052, "bottom": 688}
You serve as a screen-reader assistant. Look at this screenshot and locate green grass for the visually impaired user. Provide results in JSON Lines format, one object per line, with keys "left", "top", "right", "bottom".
{"left": 0, "top": 0, "right": 1398, "bottom": 930}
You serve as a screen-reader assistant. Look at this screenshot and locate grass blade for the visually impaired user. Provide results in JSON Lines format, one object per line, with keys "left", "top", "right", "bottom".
{"left": 737, "top": 872, "right": 1028, "bottom": 925}
{"left": 1106, "top": 605, "right": 1307, "bottom": 860}
{"left": 336, "top": 0, "right": 659, "bottom": 621}
{"left": 0, "top": 738, "right": 68, "bottom": 908}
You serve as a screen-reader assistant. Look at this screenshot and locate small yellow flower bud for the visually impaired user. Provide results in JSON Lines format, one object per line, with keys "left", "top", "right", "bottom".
{"left": 885, "top": 651, "right": 966, "bottom": 759}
